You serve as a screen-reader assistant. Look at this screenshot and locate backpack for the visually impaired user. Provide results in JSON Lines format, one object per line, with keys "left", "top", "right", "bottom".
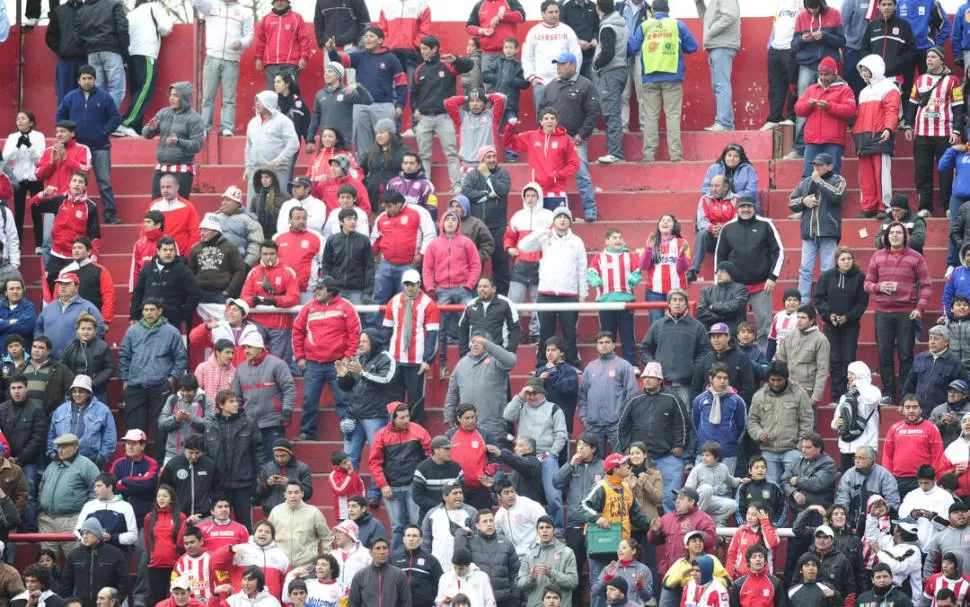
{"left": 837, "top": 390, "right": 877, "bottom": 442}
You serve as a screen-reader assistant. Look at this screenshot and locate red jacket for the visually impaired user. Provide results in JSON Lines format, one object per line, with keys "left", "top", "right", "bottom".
{"left": 853, "top": 67, "right": 901, "bottom": 138}
{"left": 145, "top": 507, "right": 187, "bottom": 568}
{"left": 253, "top": 9, "right": 312, "bottom": 65}
{"left": 730, "top": 570, "right": 783, "bottom": 607}
{"left": 466, "top": 0, "right": 526, "bottom": 54}
{"left": 369, "top": 420, "right": 432, "bottom": 489}
{"left": 422, "top": 216, "right": 482, "bottom": 291}
{"left": 197, "top": 519, "right": 250, "bottom": 554}
{"left": 321, "top": 173, "right": 371, "bottom": 213}
{"left": 699, "top": 195, "right": 738, "bottom": 227}
{"left": 274, "top": 229, "right": 325, "bottom": 292}
{"left": 329, "top": 468, "right": 365, "bottom": 519}
{"left": 241, "top": 263, "right": 300, "bottom": 329}
{"left": 377, "top": 0, "right": 431, "bottom": 51}
{"left": 130, "top": 228, "right": 166, "bottom": 291}
{"left": 292, "top": 295, "right": 361, "bottom": 363}
{"left": 146, "top": 196, "right": 202, "bottom": 258}
{"left": 503, "top": 125, "right": 579, "bottom": 195}
{"left": 725, "top": 518, "right": 779, "bottom": 578}
{"left": 794, "top": 79, "right": 857, "bottom": 145}
{"left": 29, "top": 191, "right": 101, "bottom": 259}
{"left": 882, "top": 418, "right": 944, "bottom": 478}
{"left": 448, "top": 426, "right": 491, "bottom": 489}
{"left": 372, "top": 204, "right": 427, "bottom": 265}
{"left": 647, "top": 508, "right": 717, "bottom": 574}
{"left": 34, "top": 140, "right": 92, "bottom": 192}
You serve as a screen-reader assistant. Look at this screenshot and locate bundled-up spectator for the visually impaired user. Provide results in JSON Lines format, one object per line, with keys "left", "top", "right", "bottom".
{"left": 504, "top": 111, "right": 579, "bottom": 210}
{"left": 381, "top": 271, "right": 436, "bottom": 419}
{"left": 776, "top": 305, "right": 831, "bottom": 406}
{"left": 853, "top": 54, "right": 902, "bottom": 219}
{"left": 793, "top": 62, "right": 856, "bottom": 177}
{"left": 0, "top": 375, "right": 46, "bottom": 524}
{"left": 578, "top": 333, "right": 637, "bottom": 455}
{"left": 204, "top": 391, "right": 263, "bottom": 532}
{"left": 694, "top": 0, "right": 740, "bottom": 132}
{"left": 783, "top": 433, "right": 837, "bottom": 518}
{"left": 275, "top": 205, "right": 325, "bottom": 299}
{"left": 244, "top": 92, "right": 300, "bottom": 206}
{"left": 75, "top": 473, "right": 137, "bottom": 550}
{"left": 460, "top": 145, "right": 512, "bottom": 293}
{"left": 813, "top": 249, "right": 869, "bottom": 400}
{"left": 875, "top": 195, "right": 926, "bottom": 261}
{"left": 157, "top": 375, "right": 210, "bottom": 463}
{"left": 701, "top": 144, "right": 760, "bottom": 207}
{"left": 190, "top": 214, "right": 248, "bottom": 307}
{"left": 46, "top": 0, "right": 88, "bottom": 104}
{"left": 215, "top": 186, "right": 264, "bottom": 268}
{"left": 454, "top": 511, "right": 520, "bottom": 607}
{"left": 312, "top": 0, "right": 369, "bottom": 51}
{"left": 111, "top": 428, "right": 159, "bottom": 529}
{"left": 903, "top": 326, "right": 969, "bottom": 417}
{"left": 0, "top": 279, "right": 35, "bottom": 350}
{"left": 691, "top": 364, "right": 747, "bottom": 465}
{"left": 647, "top": 488, "right": 716, "bottom": 578}
{"left": 591, "top": 0, "right": 626, "bottom": 165}
{"left": 466, "top": 0, "right": 526, "bottom": 75}
{"left": 145, "top": 176, "right": 202, "bottom": 257}
{"left": 139, "top": 82, "right": 204, "bottom": 200}
{"left": 38, "top": 433, "right": 99, "bottom": 560}
{"left": 445, "top": 334, "right": 517, "bottom": 447}
{"left": 445, "top": 404, "right": 495, "bottom": 510}
{"left": 252, "top": 0, "right": 311, "bottom": 89}
{"left": 747, "top": 361, "right": 814, "bottom": 485}
{"left": 231, "top": 332, "right": 296, "bottom": 457}
{"left": 268, "top": 480, "right": 332, "bottom": 569}
{"left": 18, "top": 337, "right": 74, "bottom": 416}
{"left": 930, "top": 380, "right": 970, "bottom": 445}
{"left": 307, "top": 64, "right": 373, "bottom": 152}
{"left": 690, "top": 176, "right": 738, "bottom": 281}
{"left": 188, "top": 299, "right": 267, "bottom": 366}
{"left": 515, "top": 517, "right": 579, "bottom": 607}
{"left": 695, "top": 262, "right": 748, "bottom": 332}
{"left": 60, "top": 313, "right": 114, "bottom": 404}
{"left": 191, "top": 0, "right": 254, "bottom": 136}
{"left": 504, "top": 183, "right": 550, "bottom": 341}
{"left": 859, "top": 1, "right": 916, "bottom": 88}
{"left": 443, "top": 195, "right": 494, "bottom": 270}
{"left": 60, "top": 237, "right": 116, "bottom": 326}
{"left": 64, "top": 518, "right": 128, "bottom": 607}
{"left": 412, "top": 436, "right": 464, "bottom": 523}
{"left": 321, "top": 156, "right": 371, "bottom": 214}
{"left": 830, "top": 362, "right": 882, "bottom": 475}
{"left": 638, "top": 289, "right": 711, "bottom": 406}
{"left": 521, "top": 1, "right": 582, "bottom": 115}
{"left": 322, "top": 208, "right": 373, "bottom": 302}
{"left": 74, "top": 0, "right": 129, "bottom": 110}
{"left": 561, "top": 0, "right": 599, "bottom": 81}
{"left": 35, "top": 273, "right": 104, "bottom": 358}
{"left": 33, "top": 120, "right": 90, "bottom": 204}
{"left": 482, "top": 40, "right": 528, "bottom": 161}
{"left": 835, "top": 446, "right": 900, "bottom": 531}
{"left": 240, "top": 240, "right": 300, "bottom": 365}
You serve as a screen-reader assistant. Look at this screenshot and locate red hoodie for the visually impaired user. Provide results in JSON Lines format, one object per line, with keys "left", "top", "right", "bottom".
{"left": 794, "top": 79, "right": 858, "bottom": 145}
{"left": 241, "top": 263, "right": 300, "bottom": 329}
{"left": 28, "top": 191, "right": 101, "bottom": 259}
{"left": 378, "top": 0, "right": 432, "bottom": 51}
{"left": 129, "top": 228, "right": 167, "bottom": 291}
{"left": 725, "top": 517, "right": 779, "bottom": 578}
{"left": 503, "top": 124, "right": 579, "bottom": 196}
{"left": 422, "top": 213, "right": 482, "bottom": 291}
{"left": 252, "top": 9, "right": 312, "bottom": 66}
{"left": 34, "top": 139, "right": 92, "bottom": 192}
{"left": 145, "top": 506, "right": 187, "bottom": 568}
{"left": 329, "top": 468, "right": 365, "bottom": 519}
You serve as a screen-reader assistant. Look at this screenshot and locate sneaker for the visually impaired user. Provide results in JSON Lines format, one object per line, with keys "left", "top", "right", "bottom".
{"left": 686, "top": 269, "right": 697, "bottom": 284}
{"left": 111, "top": 128, "right": 129, "bottom": 137}
{"left": 23, "top": 18, "right": 38, "bottom": 26}
{"left": 788, "top": 211, "right": 802, "bottom": 219}
{"left": 879, "top": 395, "right": 893, "bottom": 405}
{"left": 779, "top": 119, "right": 795, "bottom": 126}
{"left": 759, "top": 121, "right": 779, "bottom": 131}
{"left": 119, "top": 126, "right": 139, "bottom": 137}
{"left": 946, "top": 265, "right": 957, "bottom": 279}
{"left": 34, "top": 247, "right": 43, "bottom": 255}
{"left": 668, "top": 155, "right": 682, "bottom": 162}
{"left": 917, "top": 208, "right": 932, "bottom": 218}
{"left": 704, "top": 123, "right": 729, "bottom": 132}
{"left": 104, "top": 216, "right": 122, "bottom": 225}
{"left": 783, "top": 150, "right": 803, "bottom": 160}
{"left": 857, "top": 210, "right": 878, "bottom": 219}
{"left": 220, "top": 129, "right": 234, "bottom": 137}
{"left": 584, "top": 214, "right": 597, "bottom": 223}
{"left": 401, "top": 129, "right": 415, "bottom": 137}
{"left": 597, "top": 154, "right": 620, "bottom": 164}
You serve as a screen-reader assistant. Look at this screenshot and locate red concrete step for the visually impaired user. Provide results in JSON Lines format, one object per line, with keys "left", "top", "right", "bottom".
{"left": 774, "top": 158, "right": 918, "bottom": 190}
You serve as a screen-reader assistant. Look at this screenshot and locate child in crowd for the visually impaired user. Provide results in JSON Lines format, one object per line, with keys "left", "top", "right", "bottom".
{"left": 328, "top": 450, "right": 364, "bottom": 522}
{"left": 684, "top": 441, "right": 746, "bottom": 525}
{"left": 1, "top": 334, "right": 26, "bottom": 390}
{"left": 734, "top": 455, "right": 787, "bottom": 527}
{"left": 736, "top": 321, "right": 767, "bottom": 383}
{"left": 726, "top": 503, "right": 779, "bottom": 578}
{"left": 462, "top": 38, "right": 484, "bottom": 93}
{"left": 861, "top": 495, "right": 892, "bottom": 576}
{"left": 588, "top": 228, "right": 640, "bottom": 367}
{"left": 129, "top": 210, "right": 166, "bottom": 291}
{"left": 922, "top": 552, "right": 970, "bottom": 606}
{"left": 659, "top": 531, "right": 730, "bottom": 607}
{"left": 444, "top": 91, "right": 506, "bottom": 172}
{"left": 945, "top": 295, "right": 970, "bottom": 370}
{"left": 483, "top": 37, "right": 529, "bottom": 161}
{"left": 766, "top": 288, "right": 801, "bottom": 360}
{"left": 505, "top": 182, "right": 552, "bottom": 342}
{"left": 322, "top": 185, "right": 369, "bottom": 239}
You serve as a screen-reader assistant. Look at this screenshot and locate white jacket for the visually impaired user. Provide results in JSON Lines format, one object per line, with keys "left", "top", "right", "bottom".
{"left": 329, "top": 544, "right": 371, "bottom": 597}
{"left": 519, "top": 227, "right": 588, "bottom": 300}
{"left": 521, "top": 22, "right": 582, "bottom": 87}
{"left": 831, "top": 361, "right": 881, "bottom": 454}
{"left": 897, "top": 486, "right": 955, "bottom": 548}
{"left": 278, "top": 196, "right": 329, "bottom": 235}
{"left": 494, "top": 494, "right": 545, "bottom": 557}
{"left": 191, "top": 0, "right": 254, "bottom": 62}
{"left": 875, "top": 539, "right": 923, "bottom": 601}
{"left": 0, "top": 205, "right": 19, "bottom": 269}
{"left": 75, "top": 497, "right": 139, "bottom": 546}
{"left": 127, "top": 2, "right": 173, "bottom": 59}
{"left": 435, "top": 564, "right": 496, "bottom": 607}
{"left": 227, "top": 588, "right": 282, "bottom": 607}
{"left": 2, "top": 130, "right": 45, "bottom": 183}
{"left": 246, "top": 92, "right": 301, "bottom": 173}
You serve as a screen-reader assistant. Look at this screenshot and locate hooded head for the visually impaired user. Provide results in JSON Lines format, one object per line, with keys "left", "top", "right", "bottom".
{"left": 252, "top": 169, "right": 282, "bottom": 194}
{"left": 521, "top": 181, "right": 544, "bottom": 208}
{"left": 169, "top": 82, "right": 194, "bottom": 111}
{"left": 858, "top": 54, "right": 887, "bottom": 84}
{"left": 450, "top": 195, "right": 471, "bottom": 218}
{"left": 695, "top": 555, "right": 715, "bottom": 585}
{"left": 439, "top": 210, "right": 463, "bottom": 234}
{"left": 847, "top": 361, "right": 873, "bottom": 386}
{"left": 361, "top": 327, "right": 387, "bottom": 358}
{"left": 255, "top": 91, "right": 279, "bottom": 114}
{"left": 960, "top": 243, "right": 970, "bottom": 269}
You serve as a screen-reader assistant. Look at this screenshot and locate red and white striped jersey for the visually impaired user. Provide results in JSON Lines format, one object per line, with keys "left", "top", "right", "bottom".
{"left": 923, "top": 573, "right": 970, "bottom": 607}
{"left": 383, "top": 291, "right": 441, "bottom": 364}
{"left": 174, "top": 552, "right": 215, "bottom": 604}
{"left": 768, "top": 310, "right": 796, "bottom": 356}
{"left": 909, "top": 72, "right": 965, "bottom": 137}
{"left": 589, "top": 249, "right": 641, "bottom": 299}
{"left": 644, "top": 237, "right": 690, "bottom": 294}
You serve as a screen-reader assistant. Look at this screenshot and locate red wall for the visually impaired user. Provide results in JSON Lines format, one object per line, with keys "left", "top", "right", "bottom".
{"left": 11, "top": 18, "right": 777, "bottom": 137}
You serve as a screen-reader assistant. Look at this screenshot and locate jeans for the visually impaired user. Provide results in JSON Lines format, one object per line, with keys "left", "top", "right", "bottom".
{"left": 122, "top": 55, "right": 158, "bottom": 132}
{"left": 692, "top": 229, "right": 717, "bottom": 274}
{"left": 353, "top": 103, "right": 396, "bottom": 159}
{"left": 436, "top": 286, "right": 473, "bottom": 368}
{"left": 766, "top": 47, "right": 795, "bottom": 123}
{"left": 540, "top": 455, "right": 564, "bottom": 531}
{"left": 598, "top": 310, "right": 636, "bottom": 366}
{"left": 301, "top": 361, "right": 347, "bottom": 439}
{"left": 761, "top": 450, "right": 800, "bottom": 486}
{"left": 371, "top": 260, "right": 411, "bottom": 325}
{"left": 584, "top": 423, "right": 619, "bottom": 457}
{"left": 798, "top": 238, "right": 838, "bottom": 303}
{"left": 655, "top": 454, "right": 684, "bottom": 512}
{"left": 343, "top": 417, "right": 385, "bottom": 501}
{"left": 123, "top": 383, "right": 171, "bottom": 460}
{"left": 575, "top": 142, "right": 597, "bottom": 219}
{"left": 802, "top": 143, "right": 843, "bottom": 177}
{"left": 55, "top": 57, "right": 86, "bottom": 105}
{"left": 621, "top": 57, "right": 646, "bottom": 133}
{"left": 90, "top": 148, "right": 118, "bottom": 220}
{"left": 266, "top": 328, "right": 297, "bottom": 374}
{"left": 22, "top": 463, "right": 38, "bottom": 530}
{"left": 415, "top": 113, "right": 461, "bottom": 189}
{"left": 875, "top": 311, "right": 916, "bottom": 400}
{"left": 264, "top": 64, "right": 298, "bottom": 90}
{"left": 597, "top": 68, "right": 626, "bottom": 158}
{"left": 508, "top": 279, "right": 539, "bottom": 338}
{"left": 260, "top": 426, "right": 283, "bottom": 461}
{"left": 793, "top": 66, "right": 818, "bottom": 154}
{"left": 202, "top": 56, "right": 241, "bottom": 133}
{"left": 695, "top": 483, "right": 738, "bottom": 525}
{"left": 844, "top": 48, "right": 865, "bottom": 98}
{"left": 646, "top": 291, "right": 666, "bottom": 325}
{"left": 384, "top": 483, "right": 419, "bottom": 551}
{"left": 87, "top": 51, "right": 126, "bottom": 109}
{"left": 537, "top": 294, "right": 580, "bottom": 367}
{"left": 707, "top": 48, "right": 736, "bottom": 130}
{"left": 532, "top": 84, "right": 548, "bottom": 123}
{"left": 748, "top": 289, "right": 774, "bottom": 353}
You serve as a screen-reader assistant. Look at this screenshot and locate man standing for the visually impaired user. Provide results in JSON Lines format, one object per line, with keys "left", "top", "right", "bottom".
{"left": 55, "top": 66, "right": 121, "bottom": 225}
{"left": 141, "top": 83, "right": 206, "bottom": 197}
{"left": 275, "top": 206, "right": 326, "bottom": 302}
{"left": 313, "top": 0, "right": 370, "bottom": 54}
{"left": 627, "top": 0, "right": 697, "bottom": 162}
{"left": 321, "top": 208, "right": 373, "bottom": 303}
{"left": 64, "top": 519, "right": 128, "bottom": 607}
{"left": 792, "top": 61, "right": 856, "bottom": 175}
{"left": 257, "top": 439, "right": 312, "bottom": 517}
{"left": 34, "top": 273, "right": 103, "bottom": 357}
{"left": 348, "top": 539, "right": 409, "bottom": 607}
{"left": 729, "top": 544, "right": 784, "bottom": 607}
{"left": 561, "top": 0, "right": 599, "bottom": 81}
{"left": 412, "top": 436, "right": 464, "bottom": 522}
{"left": 205, "top": 391, "right": 263, "bottom": 531}
{"left": 34, "top": 121, "right": 91, "bottom": 211}
{"left": 578, "top": 332, "right": 638, "bottom": 455}
{"left": 592, "top": 0, "right": 626, "bottom": 165}
{"left": 293, "top": 276, "right": 360, "bottom": 440}
{"left": 268, "top": 480, "right": 333, "bottom": 569}
{"left": 370, "top": 190, "right": 436, "bottom": 310}
{"left": 521, "top": 1, "right": 582, "bottom": 116}
{"left": 421, "top": 483, "right": 477, "bottom": 571}
{"left": 883, "top": 396, "right": 944, "bottom": 497}
{"left": 244, "top": 91, "right": 300, "bottom": 203}
{"left": 75, "top": 0, "right": 129, "bottom": 110}
{"left": 747, "top": 361, "right": 814, "bottom": 485}
{"left": 46, "top": 0, "right": 88, "bottom": 104}
{"left": 384, "top": 269, "right": 439, "bottom": 419}
{"left": 231, "top": 333, "right": 296, "bottom": 456}
{"left": 145, "top": 175, "right": 202, "bottom": 257}
{"left": 690, "top": 322, "right": 756, "bottom": 409}
{"left": 542, "top": 53, "right": 600, "bottom": 222}
{"left": 461, "top": 146, "right": 512, "bottom": 295}
{"left": 18, "top": 338, "right": 74, "bottom": 416}
{"left": 715, "top": 198, "right": 785, "bottom": 351}
{"left": 60, "top": 237, "right": 116, "bottom": 328}
{"left": 694, "top": 0, "right": 740, "bottom": 131}
{"left": 760, "top": 0, "right": 799, "bottom": 130}
{"left": 789, "top": 153, "right": 846, "bottom": 302}
{"left": 776, "top": 305, "right": 831, "bottom": 406}
{"left": 455, "top": 510, "right": 520, "bottom": 607}
{"left": 240, "top": 240, "right": 300, "bottom": 365}
{"left": 904, "top": 326, "right": 969, "bottom": 417}
{"left": 445, "top": 333, "right": 518, "bottom": 445}
{"left": 252, "top": 0, "right": 311, "bottom": 88}
{"left": 552, "top": 434, "right": 602, "bottom": 600}
{"left": 38, "top": 434, "right": 99, "bottom": 560}
{"left": 864, "top": 221, "right": 933, "bottom": 403}
{"left": 458, "top": 276, "right": 520, "bottom": 359}
{"left": 446, "top": 404, "right": 495, "bottom": 510}
{"left": 191, "top": 0, "right": 254, "bottom": 137}
{"left": 466, "top": 0, "right": 526, "bottom": 76}
{"left": 0, "top": 375, "right": 46, "bottom": 529}
{"left": 391, "top": 525, "right": 442, "bottom": 607}
{"left": 638, "top": 289, "right": 711, "bottom": 407}
{"left": 515, "top": 516, "right": 579, "bottom": 607}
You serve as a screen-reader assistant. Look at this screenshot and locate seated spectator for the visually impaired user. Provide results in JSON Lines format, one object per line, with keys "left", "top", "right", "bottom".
{"left": 258, "top": 439, "right": 313, "bottom": 518}
{"left": 130, "top": 235, "right": 202, "bottom": 333}
{"left": 0, "top": 278, "right": 35, "bottom": 350}
{"left": 695, "top": 262, "right": 748, "bottom": 331}
{"left": 689, "top": 175, "right": 738, "bottom": 282}
{"left": 214, "top": 186, "right": 263, "bottom": 268}
{"left": 159, "top": 435, "right": 216, "bottom": 520}
{"left": 306, "top": 127, "right": 361, "bottom": 204}
{"left": 280, "top": 555, "right": 343, "bottom": 607}
{"left": 35, "top": 272, "right": 104, "bottom": 358}
{"left": 835, "top": 446, "right": 899, "bottom": 531}
{"left": 193, "top": 339, "right": 236, "bottom": 397}
{"left": 277, "top": 177, "right": 327, "bottom": 238}
{"left": 190, "top": 214, "right": 247, "bottom": 316}
{"left": 929, "top": 380, "right": 970, "bottom": 445}
{"left": 189, "top": 300, "right": 268, "bottom": 367}
{"left": 38, "top": 433, "right": 100, "bottom": 561}
{"left": 157, "top": 576, "right": 202, "bottom": 607}
{"left": 18, "top": 337, "right": 73, "bottom": 416}
{"left": 10, "top": 564, "right": 60, "bottom": 607}
{"left": 64, "top": 520, "right": 128, "bottom": 607}
{"left": 386, "top": 152, "right": 439, "bottom": 222}
{"left": 701, "top": 144, "right": 759, "bottom": 212}
{"left": 735, "top": 456, "right": 787, "bottom": 526}
{"left": 684, "top": 441, "right": 745, "bottom": 525}
{"left": 158, "top": 374, "right": 211, "bottom": 464}
{"left": 60, "top": 313, "right": 113, "bottom": 405}
{"left": 145, "top": 174, "right": 201, "bottom": 256}
{"left": 212, "top": 521, "right": 289, "bottom": 599}
{"left": 46, "top": 376, "right": 115, "bottom": 468}
{"left": 905, "top": 327, "right": 969, "bottom": 418}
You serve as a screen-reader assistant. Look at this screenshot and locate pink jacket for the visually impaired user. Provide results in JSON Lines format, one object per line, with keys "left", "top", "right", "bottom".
{"left": 647, "top": 508, "right": 717, "bottom": 574}
{"left": 421, "top": 214, "right": 482, "bottom": 291}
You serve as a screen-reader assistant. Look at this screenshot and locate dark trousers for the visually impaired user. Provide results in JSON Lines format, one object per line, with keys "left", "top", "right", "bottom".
{"left": 122, "top": 55, "right": 158, "bottom": 132}
{"left": 565, "top": 526, "right": 589, "bottom": 600}
{"left": 14, "top": 180, "right": 42, "bottom": 241}
{"left": 843, "top": 48, "right": 865, "bottom": 99}
{"left": 151, "top": 170, "right": 194, "bottom": 199}
{"left": 766, "top": 47, "right": 796, "bottom": 122}
{"left": 25, "top": 0, "right": 59, "bottom": 19}
{"left": 490, "top": 227, "right": 510, "bottom": 295}
{"left": 537, "top": 294, "right": 580, "bottom": 367}
{"left": 915, "top": 135, "right": 953, "bottom": 214}
{"left": 901, "top": 49, "right": 929, "bottom": 119}
{"left": 43, "top": 255, "right": 71, "bottom": 294}
{"left": 395, "top": 363, "right": 426, "bottom": 422}
{"left": 598, "top": 310, "right": 637, "bottom": 366}
{"left": 463, "top": 486, "right": 492, "bottom": 511}
{"left": 55, "top": 57, "right": 86, "bottom": 106}
{"left": 896, "top": 476, "right": 918, "bottom": 500}
{"left": 825, "top": 322, "right": 860, "bottom": 401}
{"left": 123, "top": 383, "right": 171, "bottom": 459}
{"left": 148, "top": 566, "right": 173, "bottom": 607}
{"left": 223, "top": 486, "right": 253, "bottom": 531}
{"left": 875, "top": 311, "right": 916, "bottom": 400}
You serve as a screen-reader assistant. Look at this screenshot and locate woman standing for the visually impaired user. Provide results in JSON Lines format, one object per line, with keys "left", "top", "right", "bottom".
{"left": 830, "top": 362, "right": 881, "bottom": 472}
{"left": 118, "top": 0, "right": 173, "bottom": 135}
{"left": 640, "top": 215, "right": 691, "bottom": 324}
{"left": 625, "top": 442, "right": 662, "bottom": 594}
{"left": 361, "top": 119, "right": 412, "bottom": 205}
{"left": 701, "top": 144, "right": 760, "bottom": 212}
{"left": 812, "top": 247, "right": 869, "bottom": 401}
{"left": 274, "top": 72, "right": 309, "bottom": 145}
{"left": 2, "top": 111, "right": 44, "bottom": 238}
{"left": 590, "top": 539, "right": 654, "bottom": 607}
{"left": 144, "top": 485, "right": 186, "bottom": 607}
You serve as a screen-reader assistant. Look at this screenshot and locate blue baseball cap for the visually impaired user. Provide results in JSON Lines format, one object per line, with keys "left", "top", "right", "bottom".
{"left": 552, "top": 52, "right": 577, "bottom": 65}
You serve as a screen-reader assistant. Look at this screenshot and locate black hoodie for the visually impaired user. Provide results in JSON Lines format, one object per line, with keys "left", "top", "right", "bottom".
{"left": 812, "top": 263, "right": 869, "bottom": 327}
{"left": 131, "top": 255, "right": 203, "bottom": 330}
{"left": 338, "top": 328, "right": 398, "bottom": 420}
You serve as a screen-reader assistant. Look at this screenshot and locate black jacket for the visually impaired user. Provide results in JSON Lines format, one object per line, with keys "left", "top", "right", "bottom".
{"left": 131, "top": 256, "right": 203, "bottom": 331}
{"left": 362, "top": 139, "right": 414, "bottom": 206}
{"left": 716, "top": 216, "right": 784, "bottom": 285}
{"left": 497, "top": 449, "right": 544, "bottom": 504}
{"left": 561, "top": 0, "right": 600, "bottom": 59}
{"left": 204, "top": 411, "right": 264, "bottom": 491}
{"left": 412, "top": 56, "right": 474, "bottom": 115}
{"left": 322, "top": 230, "right": 375, "bottom": 294}
{"left": 0, "top": 398, "right": 47, "bottom": 465}
{"left": 690, "top": 343, "right": 756, "bottom": 408}
{"left": 159, "top": 453, "right": 217, "bottom": 517}
{"left": 793, "top": 509, "right": 866, "bottom": 592}
{"left": 696, "top": 281, "right": 749, "bottom": 331}
{"left": 390, "top": 547, "right": 442, "bottom": 607}
{"left": 856, "top": 584, "right": 914, "bottom": 607}
{"left": 312, "top": 0, "right": 370, "bottom": 48}
{"left": 543, "top": 74, "right": 601, "bottom": 140}
{"left": 789, "top": 170, "right": 847, "bottom": 240}
{"left": 481, "top": 56, "right": 529, "bottom": 112}
{"left": 339, "top": 329, "right": 398, "bottom": 420}
{"left": 618, "top": 389, "right": 689, "bottom": 456}
{"left": 454, "top": 532, "right": 521, "bottom": 603}
{"left": 46, "top": 1, "right": 86, "bottom": 59}
{"left": 60, "top": 338, "right": 114, "bottom": 396}
{"left": 74, "top": 0, "right": 129, "bottom": 56}
{"left": 457, "top": 295, "right": 521, "bottom": 356}
{"left": 860, "top": 15, "right": 917, "bottom": 79}
{"left": 62, "top": 542, "right": 128, "bottom": 607}
{"left": 10, "top": 594, "right": 64, "bottom": 607}
{"left": 801, "top": 546, "right": 856, "bottom": 600}
{"left": 411, "top": 458, "right": 463, "bottom": 522}
{"left": 348, "top": 562, "right": 410, "bottom": 607}
{"left": 812, "top": 265, "right": 870, "bottom": 327}
{"left": 461, "top": 167, "right": 512, "bottom": 232}
{"left": 787, "top": 581, "right": 840, "bottom": 607}
{"left": 257, "top": 456, "right": 314, "bottom": 515}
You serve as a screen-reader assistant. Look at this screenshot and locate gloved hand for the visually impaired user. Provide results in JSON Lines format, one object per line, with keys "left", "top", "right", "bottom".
{"left": 339, "top": 418, "right": 357, "bottom": 435}
{"left": 262, "top": 297, "right": 278, "bottom": 307}
{"left": 16, "top": 133, "right": 30, "bottom": 148}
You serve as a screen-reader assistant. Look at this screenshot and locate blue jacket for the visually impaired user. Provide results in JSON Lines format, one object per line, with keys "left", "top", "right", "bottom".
{"left": 691, "top": 389, "right": 747, "bottom": 458}
{"left": 118, "top": 318, "right": 187, "bottom": 388}
{"left": 0, "top": 297, "right": 36, "bottom": 350}
{"left": 627, "top": 12, "right": 698, "bottom": 83}
{"left": 334, "top": 47, "right": 407, "bottom": 107}
{"left": 110, "top": 454, "right": 159, "bottom": 527}
{"left": 534, "top": 361, "right": 580, "bottom": 417}
{"left": 35, "top": 296, "right": 105, "bottom": 358}
{"left": 954, "top": 2, "right": 970, "bottom": 56}
{"left": 903, "top": 349, "right": 970, "bottom": 414}
{"left": 55, "top": 86, "right": 122, "bottom": 150}
{"left": 739, "top": 343, "right": 768, "bottom": 383}
{"left": 841, "top": 0, "right": 873, "bottom": 50}
{"left": 701, "top": 161, "right": 760, "bottom": 211}
{"left": 940, "top": 146, "right": 970, "bottom": 198}
{"left": 47, "top": 396, "right": 117, "bottom": 465}
{"left": 898, "top": 0, "right": 951, "bottom": 51}
{"left": 944, "top": 247, "right": 970, "bottom": 315}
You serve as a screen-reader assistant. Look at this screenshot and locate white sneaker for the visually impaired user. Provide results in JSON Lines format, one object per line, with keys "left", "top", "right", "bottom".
{"left": 451, "top": 185, "right": 462, "bottom": 194}
{"left": 220, "top": 129, "right": 234, "bottom": 137}
{"left": 759, "top": 122, "right": 779, "bottom": 131}
{"left": 704, "top": 123, "right": 729, "bottom": 132}
{"left": 111, "top": 128, "right": 129, "bottom": 137}
{"left": 783, "top": 151, "right": 803, "bottom": 160}
{"left": 597, "top": 154, "right": 620, "bottom": 164}
{"left": 779, "top": 119, "right": 795, "bottom": 126}
{"left": 917, "top": 208, "right": 931, "bottom": 218}
{"left": 788, "top": 211, "right": 803, "bottom": 219}
{"left": 120, "top": 126, "right": 139, "bottom": 137}
{"left": 947, "top": 209, "right": 952, "bottom": 220}
{"left": 401, "top": 129, "right": 415, "bottom": 137}
{"left": 23, "top": 18, "right": 38, "bottom": 26}
{"left": 34, "top": 247, "right": 43, "bottom": 255}
{"left": 946, "top": 266, "right": 957, "bottom": 279}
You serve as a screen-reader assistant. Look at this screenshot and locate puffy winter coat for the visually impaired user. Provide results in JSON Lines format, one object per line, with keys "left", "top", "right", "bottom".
{"left": 60, "top": 338, "right": 114, "bottom": 396}
{"left": 454, "top": 532, "right": 520, "bottom": 603}
{"left": 503, "top": 125, "right": 580, "bottom": 195}
{"left": 853, "top": 55, "right": 902, "bottom": 156}
{"left": 794, "top": 78, "right": 857, "bottom": 145}
{"left": 62, "top": 541, "right": 128, "bottom": 607}
{"left": 204, "top": 411, "right": 264, "bottom": 490}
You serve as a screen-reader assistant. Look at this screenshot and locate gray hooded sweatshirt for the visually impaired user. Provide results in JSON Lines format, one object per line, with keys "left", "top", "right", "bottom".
{"left": 143, "top": 81, "right": 206, "bottom": 165}
{"left": 245, "top": 90, "right": 300, "bottom": 174}
{"left": 445, "top": 338, "right": 518, "bottom": 440}
{"left": 923, "top": 526, "right": 970, "bottom": 579}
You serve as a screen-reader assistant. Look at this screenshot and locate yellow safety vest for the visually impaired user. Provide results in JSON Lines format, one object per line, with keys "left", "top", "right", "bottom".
{"left": 639, "top": 17, "right": 680, "bottom": 75}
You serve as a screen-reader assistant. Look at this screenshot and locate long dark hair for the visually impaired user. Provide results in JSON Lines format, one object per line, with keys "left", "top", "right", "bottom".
{"left": 367, "top": 132, "right": 404, "bottom": 171}
{"left": 275, "top": 70, "right": 302, "bottom": 97}
{"left": 651, "top": 214, "right": 683, "bottom": 264}
{"left": 716, "top": 143, "right": 751, "bottom": 168}
{"left": 146, "top": 484, "right": 183, "bottom": 552}
{"left": 319, "top": 126, "right": 350, "bottom": 153}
